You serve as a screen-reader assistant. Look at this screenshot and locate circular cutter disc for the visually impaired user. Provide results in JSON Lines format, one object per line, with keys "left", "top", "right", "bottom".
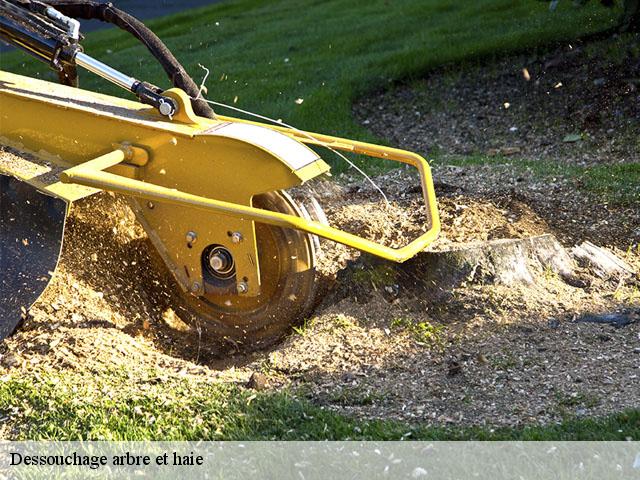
{"left": 0, "top": 174, "right": 66, "bottom": 339}
{"left": 174, "top": 191, "right": 318, "bottom": 350}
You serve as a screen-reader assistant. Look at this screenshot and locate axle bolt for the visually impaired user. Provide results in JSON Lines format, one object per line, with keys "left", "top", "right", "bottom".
{"left": 209, "top": 254, "right": 224, "bottom": 272}
{"left": 209, "top": 253, "right": 231, "bottom": 273}
{"left": 231, "top": 232, "right": 243, "bottom": 244}
{"left": 237, "top": 282, "right": 248, "bottom": 294}
{"left": 207, "top": 247, "right": 234, "bottom": 277}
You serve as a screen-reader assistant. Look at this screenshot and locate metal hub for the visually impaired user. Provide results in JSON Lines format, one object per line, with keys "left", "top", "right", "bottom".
{"left": 205, "top": 245, "right": 235, "bottom": 279}
{"left": 174, "top": 191, "right": 318, "bottom": 350}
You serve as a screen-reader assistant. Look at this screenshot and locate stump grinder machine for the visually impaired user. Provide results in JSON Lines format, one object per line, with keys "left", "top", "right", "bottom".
{"left": 0, "top": 0, "right": 440, "bottom": 349}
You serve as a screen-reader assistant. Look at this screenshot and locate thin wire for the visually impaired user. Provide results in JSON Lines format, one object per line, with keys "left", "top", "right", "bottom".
{"left": 195, "top": 63, "right": 210, "bottom": 101}
{"left": 191, "top": 68, "right": 389, "bottom": 206}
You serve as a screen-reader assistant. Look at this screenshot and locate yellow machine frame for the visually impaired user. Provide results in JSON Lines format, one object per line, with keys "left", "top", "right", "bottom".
{"left": 0, "top": 70, "right": 440, "bottom": 297}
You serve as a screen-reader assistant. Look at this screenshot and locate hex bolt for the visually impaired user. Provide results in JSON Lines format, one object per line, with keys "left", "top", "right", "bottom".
{"left": 186, "top": 231, "right": 197, "bottom": 244}
{"left": 231, "top": 231, "right": 243, "bottom": 244}
{"left": 147, "top": 201, "right": 154, "bottom": 210}
{"left": 237, "top": 282, "right": 248, "bottom": 294}
{"left": 191, "top": 282, "right": 201, "bottom": 293}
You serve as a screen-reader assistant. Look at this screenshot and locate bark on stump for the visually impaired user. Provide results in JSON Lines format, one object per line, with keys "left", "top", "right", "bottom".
{"left": 336, "top": 234, "right": 579, "bottom": 302}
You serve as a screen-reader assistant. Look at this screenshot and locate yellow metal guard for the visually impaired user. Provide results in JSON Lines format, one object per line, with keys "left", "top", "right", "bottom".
{"left": 61, "top": 135, "right": 440, "bottom": 263}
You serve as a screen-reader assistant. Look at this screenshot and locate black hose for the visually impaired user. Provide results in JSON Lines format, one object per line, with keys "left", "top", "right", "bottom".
{"left": 43, "top": 0, "right": 215, "bottom": 118}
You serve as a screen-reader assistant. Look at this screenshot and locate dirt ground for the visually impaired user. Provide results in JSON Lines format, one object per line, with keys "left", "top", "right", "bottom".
{"left": 354, "top": 33, "right": 640, "bottom": 167}
{"left": 1, "top": 34, "right": 639, "bottom": 428}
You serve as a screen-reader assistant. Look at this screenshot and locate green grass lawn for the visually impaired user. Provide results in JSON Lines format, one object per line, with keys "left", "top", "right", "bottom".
{"left": 1, "top": 0, "right": 619, "bottom": 168}
{"left": 1, "top": 0, "right": 636, "bottom": 440}
{"left": 2, "top": 370, "right": 639, "bottom": 440}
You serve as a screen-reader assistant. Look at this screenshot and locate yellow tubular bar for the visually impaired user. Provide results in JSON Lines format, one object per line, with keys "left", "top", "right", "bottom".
{"left": 214, "top": 115, "right": 442, "bottom": 255}
{"left": 61, "top": 141, "right": 440, "bottom": 263}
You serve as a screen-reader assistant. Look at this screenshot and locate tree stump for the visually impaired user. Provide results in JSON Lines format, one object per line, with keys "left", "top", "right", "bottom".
{"left": 336, "top": 234, "right": 579, "bottom": 301}
{"left": 335, "top": 234, "right": 638, "bottom": 305}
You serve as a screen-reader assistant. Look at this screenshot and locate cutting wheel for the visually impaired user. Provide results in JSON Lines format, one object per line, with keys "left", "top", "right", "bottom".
{"left": 172, "top": 191, "right": 318, "bottom": 350}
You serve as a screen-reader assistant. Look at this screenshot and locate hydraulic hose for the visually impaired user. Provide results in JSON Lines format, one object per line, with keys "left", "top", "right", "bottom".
{"left": 43, "top": 0, "right": 215, "bottom": 118}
